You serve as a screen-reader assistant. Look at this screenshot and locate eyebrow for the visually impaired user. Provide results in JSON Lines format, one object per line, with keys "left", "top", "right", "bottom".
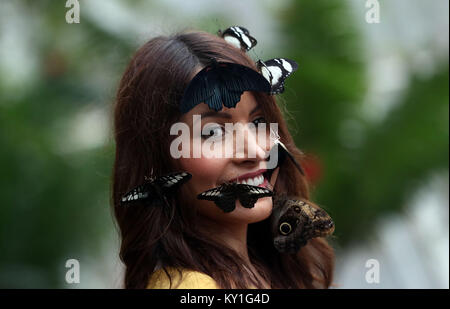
{"left": 199, "top": 105, "right": 261, "bottom": 121}
{"left": 200, "top": 110, "right": 232, "bottom": 120}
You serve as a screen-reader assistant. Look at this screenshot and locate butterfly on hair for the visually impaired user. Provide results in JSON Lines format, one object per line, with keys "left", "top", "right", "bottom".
{"left": 218, "top": 26, "right": 257, "bottom": 52}
{"left": 256, "top": 58, "right": 298, "bottom": 95}
{"left": 197, "top": 182, "right": 273, "bottom": 213}
{"left": 271, "top": 194, "right": 334, "bottom": 253}
{"left": 179, "top": 59, "right": 271, "bottom": 114}
{"left": 121, "top": 172, "right": 192, "bottom": 206}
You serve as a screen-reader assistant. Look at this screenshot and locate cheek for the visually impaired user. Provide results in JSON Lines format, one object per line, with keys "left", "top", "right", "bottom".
{"left": 175, "top": 157, "right": 229, "bottom": 221}
{"left": 177, "top": 157, "right": 228, "bottom": 191}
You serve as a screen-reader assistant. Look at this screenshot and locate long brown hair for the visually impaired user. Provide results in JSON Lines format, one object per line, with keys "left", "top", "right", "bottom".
{"left": 112, "top": 30, "right": 334, "bottom": 289}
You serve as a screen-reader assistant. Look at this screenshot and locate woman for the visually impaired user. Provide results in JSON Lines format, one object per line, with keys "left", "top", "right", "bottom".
{"left": 112, "top": 29, "right": 334, "bottom": 289}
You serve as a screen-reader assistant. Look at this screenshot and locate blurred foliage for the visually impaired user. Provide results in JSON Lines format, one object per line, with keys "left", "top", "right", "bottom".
{"left": 0, "top": 1, "right": 135, "bottom": 288}
{"left": 281, "top": 0, "right": 448, "bottom": 245}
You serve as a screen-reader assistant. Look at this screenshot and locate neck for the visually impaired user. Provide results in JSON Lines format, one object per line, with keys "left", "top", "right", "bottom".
{"left": 198, "top": 215, "right": 250, "bottom": 263}
{"left": 197, "top": 214, "right": 271, "bottom": 288}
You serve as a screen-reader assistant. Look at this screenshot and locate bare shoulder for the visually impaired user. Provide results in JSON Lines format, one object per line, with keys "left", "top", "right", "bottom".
{"left": 147, "top": 267, "right": 219, "bottom": 289}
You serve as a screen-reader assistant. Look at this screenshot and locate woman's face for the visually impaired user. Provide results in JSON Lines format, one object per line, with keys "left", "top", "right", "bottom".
{"left": 173, "top": 91, "right": 279, "bottom": 225}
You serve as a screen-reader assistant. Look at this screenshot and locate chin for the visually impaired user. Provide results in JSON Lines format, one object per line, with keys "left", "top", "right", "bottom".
{"left": 235, "top": 196, "right": 273, "bottom": 223}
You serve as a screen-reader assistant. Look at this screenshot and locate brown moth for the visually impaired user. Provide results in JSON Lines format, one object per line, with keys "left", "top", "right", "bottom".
{"left": 271, "top": 194, "right": 335, "bottom": 253}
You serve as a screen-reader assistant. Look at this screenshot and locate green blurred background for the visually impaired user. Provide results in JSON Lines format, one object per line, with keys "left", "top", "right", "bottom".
{"left": 0, "top": 0, "right": 448, "bottom": 288}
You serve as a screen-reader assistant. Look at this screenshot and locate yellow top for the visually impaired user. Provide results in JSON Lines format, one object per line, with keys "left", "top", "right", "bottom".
{"left": 146, "top": 267, "right": 219, "bottom": 289}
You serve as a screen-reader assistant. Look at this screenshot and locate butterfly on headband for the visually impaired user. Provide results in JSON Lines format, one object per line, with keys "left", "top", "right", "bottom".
{"left": 271, "top": 194, "right": 334, "bottom": 253}
{"left": 179, "top": 59, "right": 271, "bottom": 114}
{"left": 256, "top": 58, "right": 298, "bottom": 95}
{"left": 218, "top": 26, "right": 257, "bottom": 51}
{"left": 121, "top": 172, "right": 192, "bottom": 206}
{"left": 198, "top": 182, "right": 273, "bottom": 213}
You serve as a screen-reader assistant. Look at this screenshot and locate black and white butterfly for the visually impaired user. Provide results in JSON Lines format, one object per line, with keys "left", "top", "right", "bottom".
{"left": 256, "top": 58, "right": 298, "bottom": 95}
{"left": 268, "top": 139, "right": 305, "bottom": 176}
{"left": 180, "top": 60, "right": 271, "bottom": 114}
{"left": 218, "top": 26, "right": 257, "bottom": 51}
{"left": 271, "top": 194, "right": 335, "bottom": 253}
{"left": 121, "top": 172, "right": 192, "bottom": 206}
{"left": 197, "top": 183, "right": 273, "bottom": 213}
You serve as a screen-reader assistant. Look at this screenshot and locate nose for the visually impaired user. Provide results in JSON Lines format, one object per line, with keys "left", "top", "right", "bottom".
{"left": 232, "top": 123, "right": 270, "bottom": 166}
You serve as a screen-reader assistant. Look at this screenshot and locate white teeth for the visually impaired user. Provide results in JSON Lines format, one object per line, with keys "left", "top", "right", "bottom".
{"left": 236, "top": 174, "right": 265, "bottom": 186}
{"left": 255, "top": 175, "right": 263, "bottom": 186}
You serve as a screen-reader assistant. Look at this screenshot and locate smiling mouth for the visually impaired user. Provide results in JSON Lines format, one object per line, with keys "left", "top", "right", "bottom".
{"left": 223, "top": 168, "right": 276, "bottom": 188}
{"left": 234, "top": 173, "right": 265, "bottom": 186}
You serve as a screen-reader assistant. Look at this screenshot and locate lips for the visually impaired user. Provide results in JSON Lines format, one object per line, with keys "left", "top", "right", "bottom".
{"left": 221, "top": 169, "right": 274, "bottom": 188}
{"left": 236, "top": 174, "right": 265, "bottom": 186}
{"left": 228, "top": 168, "right": 265, "bottom": 181}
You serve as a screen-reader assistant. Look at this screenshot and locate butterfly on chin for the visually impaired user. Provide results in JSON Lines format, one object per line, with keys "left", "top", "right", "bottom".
{"left": 271, "top": 194, "right": 334, "bottom": 254}
{"left": 121, "top": 172, "right": 192, "bottom": 207}
{"left": 197, "top": 182, "right": 274, "bottom": 213}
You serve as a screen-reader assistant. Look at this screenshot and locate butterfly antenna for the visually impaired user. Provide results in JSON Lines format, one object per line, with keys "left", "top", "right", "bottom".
{"left": 250, "top": 49, "right": 258, "bottom": 58}
{"left": 214, "top": 18, "right": 223, "bottom": 36}
{"left": 250, "top": 49, "right": 262, "bottom": 64}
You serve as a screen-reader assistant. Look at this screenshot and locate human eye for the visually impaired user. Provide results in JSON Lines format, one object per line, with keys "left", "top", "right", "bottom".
{"left": 201, "top": 124, "right": 225, "bottom": 139}
{"left": 252, "top": 116, "right": 267, "bottom": 126}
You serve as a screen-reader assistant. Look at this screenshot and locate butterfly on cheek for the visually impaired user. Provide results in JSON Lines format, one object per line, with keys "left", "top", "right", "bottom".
{"left": 121, "top": 172, "right": 192, "bottom": 206}
{"left": 197, "top": 183, "right": 273, "bottom": 213}
{"left": 271, "top": 194, "right": 335, "bottom": 254}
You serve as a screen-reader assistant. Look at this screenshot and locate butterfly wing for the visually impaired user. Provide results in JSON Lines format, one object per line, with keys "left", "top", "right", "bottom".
{"left": 275, "top": 140, "right": 305, "bottom": 176}
{"left": 266, "top": 140, "right": 305, "bottom": 176}
{"left": 153, "top": 172, "right": 192, "bottom": 194}
{"left": 217, "top": 63, "right": 271, "bottom": 108}
{"left": 236, "top": 184, "right": 273, "bottom": 209}
{"left": 121, "top": 182, "right": 155, "bottom": 205}
{"left": 121, "top": 172, "right": 191, "bottom": 206}
{"left": 256, "top": 60, "right": 274, "bottom": 86}
{"left": 272, "top": 195, "right": 334, "bottom": 253}
{"left": 197, "top": 185, "right": 238, "bottom": 213}
{"left": 180, "top": 62, "right": 271, "bottom": 113}
{"left": 257, "top": 58, "right": 298, "bottom": 95}
{"left": 299, "top": 202, "right": 335, "bottom": 239}
{"left": 180, "top": 67, "right": 222, "bottom": 113}
{"left": 219, "top": 26, "right": 257, "bottom": 51}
